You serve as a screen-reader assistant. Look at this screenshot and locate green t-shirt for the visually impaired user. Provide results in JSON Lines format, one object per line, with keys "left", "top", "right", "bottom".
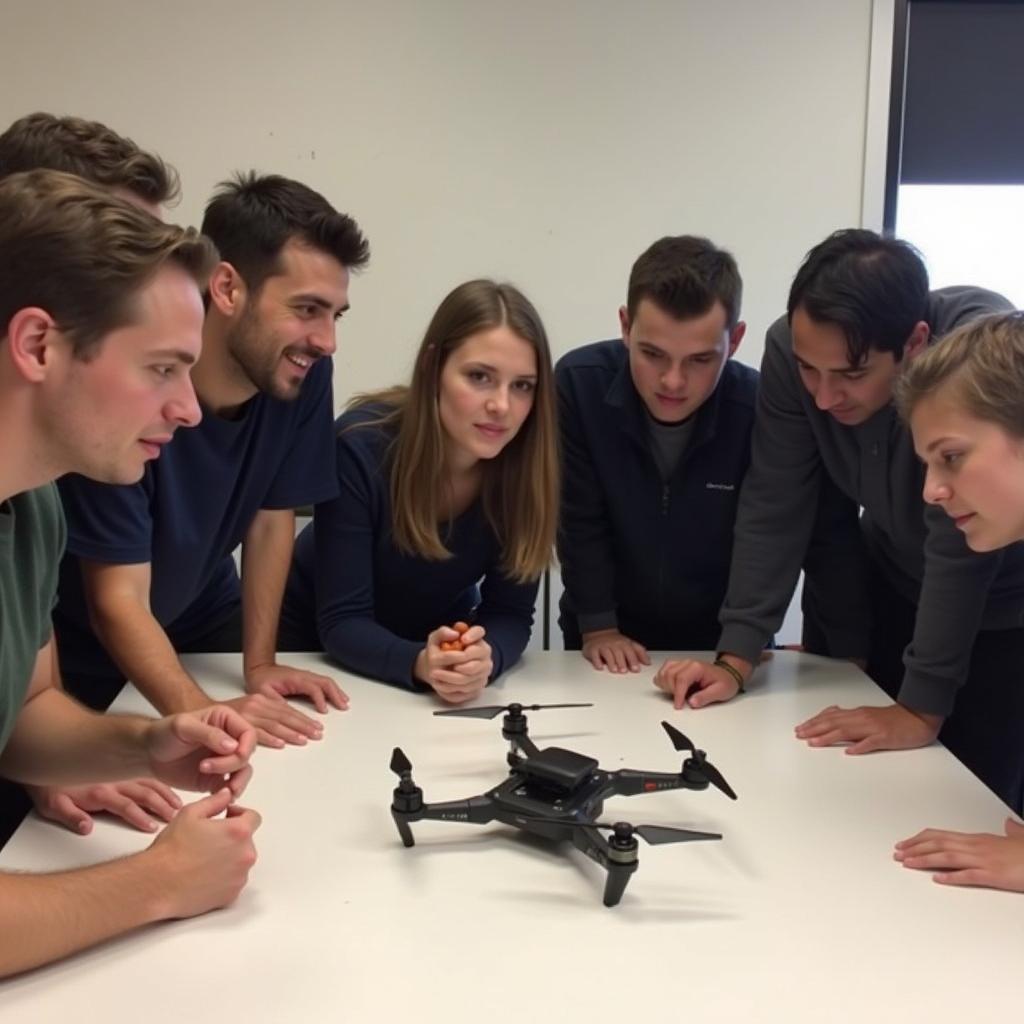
{"left": 0, "top": 484, "right": 65, "bottom": 755}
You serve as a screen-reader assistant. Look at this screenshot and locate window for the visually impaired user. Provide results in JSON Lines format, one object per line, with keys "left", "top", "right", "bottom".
{"left": 884, "top": 1, "right": 1024, "bottom": 303}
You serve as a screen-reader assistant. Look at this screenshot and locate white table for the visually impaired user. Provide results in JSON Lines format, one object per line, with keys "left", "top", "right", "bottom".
{"left": 1, "top": 652, "right": 1021, "bottom": 1021}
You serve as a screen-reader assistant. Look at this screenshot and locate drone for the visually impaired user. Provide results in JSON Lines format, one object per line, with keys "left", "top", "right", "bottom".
{"left": 389, "top": 701, "right": 736, "bottom": 907}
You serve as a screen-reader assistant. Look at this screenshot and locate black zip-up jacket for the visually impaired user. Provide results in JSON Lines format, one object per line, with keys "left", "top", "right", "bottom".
{"left": 556, "top": 339, "right": 758, "bottom": 649}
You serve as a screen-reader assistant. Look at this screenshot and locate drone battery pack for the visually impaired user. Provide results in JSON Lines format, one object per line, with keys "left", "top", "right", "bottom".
{"left": 522, "top": 747, "right": 598, "bottom": 793}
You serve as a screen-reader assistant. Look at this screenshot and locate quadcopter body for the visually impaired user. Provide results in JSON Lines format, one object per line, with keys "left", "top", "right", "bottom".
{"left": 390, "top": 702, "right": 736, "bottom": 906}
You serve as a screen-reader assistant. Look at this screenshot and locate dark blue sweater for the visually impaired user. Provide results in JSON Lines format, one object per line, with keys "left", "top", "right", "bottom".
{"left": 556, "top": 340, "right": 758, "bottom": 649}
{"left": 280, "top": 407, "right": 538, "bottom": 688}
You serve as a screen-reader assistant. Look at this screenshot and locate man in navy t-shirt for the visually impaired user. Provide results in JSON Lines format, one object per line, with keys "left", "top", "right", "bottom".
{"left": 55, "top": 173, "right": 370, "bottom": 748}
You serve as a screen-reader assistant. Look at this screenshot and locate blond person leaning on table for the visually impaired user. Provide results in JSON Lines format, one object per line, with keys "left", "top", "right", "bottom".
{"left": 0, "top": 171, "right": 259, "bottom": 977}
{"left": 893, "top": 311, "right": 1024, "bottom": 894}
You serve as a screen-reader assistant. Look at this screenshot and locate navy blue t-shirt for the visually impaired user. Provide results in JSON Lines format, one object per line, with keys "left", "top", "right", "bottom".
{"left": 279, "top": 406, "right": 538, "bottom": 689}
{"left": 55, "top": 358, "right": 338, "bottom": 675}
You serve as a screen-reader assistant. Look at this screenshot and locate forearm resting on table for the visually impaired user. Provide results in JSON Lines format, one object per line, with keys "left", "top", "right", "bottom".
{"left": 0, "top": 686, "right": 152, "bottom": 787}
{"left": 0, "top": 852, "right": 168, "bottom": 978}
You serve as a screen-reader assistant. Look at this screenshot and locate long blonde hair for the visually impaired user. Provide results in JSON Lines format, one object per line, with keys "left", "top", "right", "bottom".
{"left": 349, "top": 279, "right": 558, "bottom": 581}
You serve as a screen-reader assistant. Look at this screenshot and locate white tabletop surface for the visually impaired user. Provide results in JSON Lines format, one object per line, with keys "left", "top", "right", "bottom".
{"left": 1, "top": 651, "right": 1020, "bottom": 1021}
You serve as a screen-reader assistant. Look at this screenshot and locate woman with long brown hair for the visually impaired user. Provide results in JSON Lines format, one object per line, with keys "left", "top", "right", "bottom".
{"left": 280, "top": 279, "right": 558, "bottom": 703}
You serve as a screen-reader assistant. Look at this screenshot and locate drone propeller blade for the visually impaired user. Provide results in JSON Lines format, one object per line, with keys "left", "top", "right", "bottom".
{"left": 660, "top": 721, "right": 737, "bottom": 799}
{"left": 511, "top": 815, "right": 720, "bottom": 846}
{"left": 432, "top": 705, "right": 508, "bottom": 719}
{"left": 581, "top": 820, "right": 721, "bottom": 846}
{"left": 433, "top": 702, "right": 593, "bottom": 720}
{"left": 699, "top": 760, "right": 738, "bottom": 801}
{"left": 661, "top": 720, "right": 695, "bottom": 753}
{"left": 390, "top": 746, "right": 413, "bottom": 776}
{"left": 633, "top": 824, "right": 722, "bottom": 845}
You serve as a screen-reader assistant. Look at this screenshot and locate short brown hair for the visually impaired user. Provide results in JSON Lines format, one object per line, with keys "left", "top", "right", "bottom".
{"left": 0, "top": 112, "right": 179, "bottom": 205}
{"left": 626, "top": 235, "right": 743, "bottom": 329}
{"left": 201, "top": 172, "right": 369, "bottom": 294}
{"left": 0, "top": 169, "right": 217, "bottom": 358}
{"left": 896, "top": 311, "right": 1024, "bottom": 437}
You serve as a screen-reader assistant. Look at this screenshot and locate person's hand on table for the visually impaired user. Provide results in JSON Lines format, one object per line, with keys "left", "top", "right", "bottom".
{"left": 145, "top": 704, "right": 256, "bottom": 797}
{"left": 27, "top": 779, "right": 182, "bottom": 835}
{"left": 222, "top": 690, "right": 326, "bottom": 750}
{"left": 145, "top": 786, "right": 261, "bottom": 918}
{"left": 795, "top": 701, "right": 942, "bottom": 754}
{"left": 246, "top": 662, "right": 349, "bottom": 712}
{"left": 234, "top": 662, "right": 348, "bottom": 748}
{"left": 581, "top": 629, "right": 650, "bottom": 674}
{"left": 652, "top": 655, "right": 749, "bottom": 709}
{"left": 416, "top": 623, "right": 491, "bottom": 705}
{"left": 894, "top": 819, "right": 1024, "bottom": 891}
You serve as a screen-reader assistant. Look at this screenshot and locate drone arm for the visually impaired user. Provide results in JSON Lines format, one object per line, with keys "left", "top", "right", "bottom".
{"left": 416, "top": 794, "right": 497, "bottom": 826}
{"left": 510, "top": 734, "right": 541, "bottom": 759}
{"left": 603, "top": 768, "right": 709, "bottom": 797}
{"left": 571, "top": 824, "right": 611, "bottom": 866}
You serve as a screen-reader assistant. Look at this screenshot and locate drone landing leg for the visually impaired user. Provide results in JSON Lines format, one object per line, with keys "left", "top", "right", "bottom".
{"left": 602, "top": 857, "right": 638, "bottom": 907}
{"left": 392, "top": 812, "right": 416, "bottom": 848}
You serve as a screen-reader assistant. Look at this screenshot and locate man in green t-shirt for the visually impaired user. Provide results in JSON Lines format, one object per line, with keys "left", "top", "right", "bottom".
{"left": 0, "top": 111, "right": 340, "bottom": 840}
{"left": 0, "top": 168, "right": 259, "bottom": 977}
{"left": 0, "top": 111, "right": 193, "bottom": 839}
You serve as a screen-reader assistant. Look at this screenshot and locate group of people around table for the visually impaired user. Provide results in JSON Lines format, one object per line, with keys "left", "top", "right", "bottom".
{"left": 0, "top": 110, "right": 1022, "bottom": 977}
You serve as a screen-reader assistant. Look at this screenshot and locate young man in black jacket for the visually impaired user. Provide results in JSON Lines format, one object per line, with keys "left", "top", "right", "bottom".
{"left": 556, "top": 235, "right": 753, "bottom": 672}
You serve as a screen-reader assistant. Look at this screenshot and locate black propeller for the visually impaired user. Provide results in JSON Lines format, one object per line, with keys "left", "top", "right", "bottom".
{"left": 390, "top": 746, "right": 413, "bottom": 778}
{"left": 433, "top": 702, "right": 593, "bottom": 720}
{"left": 661, "top": 721, "right": 737, "bottom": 800}
{"left": 514, "top": 815, "right": 720, "bottom": 846}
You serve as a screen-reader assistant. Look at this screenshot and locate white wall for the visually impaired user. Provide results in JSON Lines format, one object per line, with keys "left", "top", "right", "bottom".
{"left": 4, "top": 0, "right": 880, "bottom": 651}
{"left": 2, "top": 0, "right": 874, "bottom": 402}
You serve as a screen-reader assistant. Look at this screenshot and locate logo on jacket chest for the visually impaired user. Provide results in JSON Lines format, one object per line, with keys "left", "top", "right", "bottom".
{"left": 705, "top": 482, "right": 735, "bottom": 491}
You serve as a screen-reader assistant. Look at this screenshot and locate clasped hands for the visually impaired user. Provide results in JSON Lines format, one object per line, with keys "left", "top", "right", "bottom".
{"left": 31, "top": 703, "right": 258, "bottom": 836}
{"left": 32, "top": 684, "right": 280, "bottom": 835}
{"left": 416, "top": 621, "right": 493, "bottom": 704}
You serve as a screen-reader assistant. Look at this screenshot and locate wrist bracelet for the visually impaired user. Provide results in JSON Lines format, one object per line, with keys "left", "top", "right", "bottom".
{"left": 713, "top": 656, "right": 746, "bottom": 694}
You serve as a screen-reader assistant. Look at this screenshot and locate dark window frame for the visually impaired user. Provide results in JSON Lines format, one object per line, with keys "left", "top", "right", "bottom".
{"left": 884, "top": 0, "right": 1024, "bottom": 231}
{"left": 883, "top": 0, "right": 910, "bottom": 231}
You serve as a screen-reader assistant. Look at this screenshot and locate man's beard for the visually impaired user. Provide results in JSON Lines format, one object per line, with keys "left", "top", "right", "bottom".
{"left": 225, "top": 310, "right": 303, "bottom": 401}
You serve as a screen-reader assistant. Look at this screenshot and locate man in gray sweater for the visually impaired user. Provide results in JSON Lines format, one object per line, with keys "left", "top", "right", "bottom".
{"left": 654, "top": 229, "right": 1024, "bottom": 813}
